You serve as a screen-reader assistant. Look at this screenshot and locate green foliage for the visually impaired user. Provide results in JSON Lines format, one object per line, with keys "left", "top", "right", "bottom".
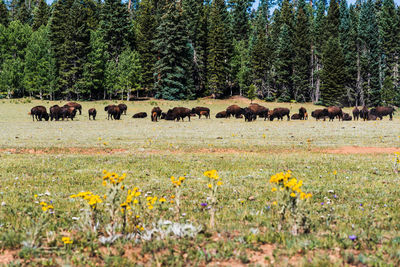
{"left": 229, "top": 0, "right": 253, "bottom": 41}
{"left": 32, "top": 0, "right": 50, "bottom": 31}
{"left": 115, "top": 48, "right": 142, "bottom": 100}
{"left": 247, "top": 84, "right": 256, "bottom": 102}
{"left": 0, "top": 0, "right": 9, "bottom": 26}
{"left": 153, "top": 2, "right": 194, "bottom": 100}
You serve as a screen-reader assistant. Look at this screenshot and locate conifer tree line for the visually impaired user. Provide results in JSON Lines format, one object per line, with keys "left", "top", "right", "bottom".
{"left": 0, "top": 0, "right": 399, "bottom": 106}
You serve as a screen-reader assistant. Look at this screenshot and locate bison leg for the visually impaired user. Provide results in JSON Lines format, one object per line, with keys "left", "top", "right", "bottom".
{"left": 287, "top": 114, "right": 290, "bottom": 121}
{"left": 390, "top": 114, "right": 393, "bottom": 120}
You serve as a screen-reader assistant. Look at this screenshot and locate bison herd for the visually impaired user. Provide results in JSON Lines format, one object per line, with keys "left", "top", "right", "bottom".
{"left": 29, "top": 102, "right": 396, "bottom": 123}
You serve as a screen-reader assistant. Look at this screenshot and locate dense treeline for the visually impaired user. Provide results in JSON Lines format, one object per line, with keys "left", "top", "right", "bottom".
{"left": 0, "top": 0, "right": 399, "bottom": 106}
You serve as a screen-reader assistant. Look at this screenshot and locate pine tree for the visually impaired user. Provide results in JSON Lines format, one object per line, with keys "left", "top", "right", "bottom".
{"left": 320, "top": 0, "right": 346, "bottom": 106}
{"left": 275, "top": 24, "right": 293, "bottom": 102}
{"left": 293, "top": 0, "right": 311, "bottom": 102}
{"left": 32, "top": 0, "right": 49, "bottom": 31}
{"left": 136, "top": 0, "right": 157, "bottom": 92}
{"left": 229, "top": 0, "right": 253, "bottom": 41}
{"left": 153, "top": 2, "right": 194, "bottom": 100}
{"left": 379, "top": 0, "right": 398, "bottom": 105}
{"left": 339, "top": 0, "right": 358, "bottom": 105}
{"left": 24, "top": 26, "right": 56, "bottom": 99}
{"left": 0, "top": 0, "right": 9, "bottom": 26}
{"left": 115, "top": 48, "right": 142, "bottom": 100}
{"left": 359, "top": 0, "right": 381, "bottom": 106}
{"left": 247, "top": 84, "right": 256, "bottom": 103}
{"left": 15, "top": 0, "right": 32, "bottom": 25}
{"left": 99, "top": 0, "right": 131, "bottom": 62}
{"left": 208, "top": 0, "right": 231, "bottom": 97}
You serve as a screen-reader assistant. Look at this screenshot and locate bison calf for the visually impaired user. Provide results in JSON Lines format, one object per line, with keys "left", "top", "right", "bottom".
{"left": 216, "top": 111, "right": 227, "bottom": 118}
{"left": 132, "top": 112, "right": 147, "bottom": 118}
{"left": 88, "top": 108, "right": 97, "bottom": 120}
{"left": 291, "top": 113, "right": 301, "bottom": 120}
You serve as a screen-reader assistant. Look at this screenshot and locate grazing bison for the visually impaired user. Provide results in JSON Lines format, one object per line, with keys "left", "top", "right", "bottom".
{"left": 166, "top": 107, "right": 192, "bottom": 121}
{"left": 352, "top": 107, "right": 360, "bottom": 120}
{"left": 226, "top": 105, "right": 244, "bottom": 118}
{"left": 161, "top": 112, "right": 167, "bottom": 119}
{"left": 311, "top": 109, "right": 325, "bottom": 120}
{"left": 323, "top": 106, "right": 343, "bottom": 121}
{"left": 360, "top": 106, "right": 369, "bottom": 121}
{"left": 118, "top": 104, "right": 128, "bottom": 115}
{"left": 105, "top": 105, "right": 122, "bottom": 120}
{"left": 30, "top": 106, "right": 49, "bottom": 121}
{"left": 248, "top": 103, "right": 269, "bottom": 120}
{"left": 151, "top": 107, "right": 162, "bottom": 121}
{"left": 269, "top": 107, "right": 290, "bottom": 121}
{"left": 50, "top": 105, "right": 62, "bottom": 121}
{"left": 367, "top": 114, "right": 378, "bottom": 120}
{"left": 88, "top": 108, "right": 97, "bottom": 120}
{"left": 369, "top": 106, "right": 395, "bottom": 120}
{"left": 342, "top": 113, "right": 352, "bottom": 121}
{"left": 291, "top": 113, "right": 301, "bottom": 120}
{"left": 192, "top": 107, "right": 210, "bottom": 119}
{"left": 216, "top": 111, "right": 227, "bottom": 118}
{"left": 60, "top": 106, "right": 77, "bottom": 120}
{"left": 64, "top": 102, "right": 82, "bottom": 115}
{"left": 299, "top": 107, "right": 308, "bottom": 120}
{"left": 132, "top": 112, "right": 147, "bottom": 118}
{"left": 243, "top": 107, "right": 257, "bottom": 122}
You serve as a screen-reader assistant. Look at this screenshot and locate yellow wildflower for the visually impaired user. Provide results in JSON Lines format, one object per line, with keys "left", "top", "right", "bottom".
{"left": 217, "top": 181, "right": 223, "bottom": 186}
{"left": 62, "top": 237, "right": 73, "bottom": 244}
{"left": 290, "top": 192, "right": 296, "bottom": 197}
{"left": 271, "top": 187, "right": 277, "bottom": 192}
{"left": 102, "top": 180, "right": 107, "bottom": 186}
{"left": 207, "top": 183, "right": 213, "bottom": 189}
{"left": 272, "top": 201, "right": 277, "bottom": 205}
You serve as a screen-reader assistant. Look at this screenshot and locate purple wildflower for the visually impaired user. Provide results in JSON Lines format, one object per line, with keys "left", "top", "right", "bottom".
{"left": 321, "top": 202, "right": 324, "bottom": 205}
{"left": 349, "top": 235, "right": 357, "bottom": 241}
{"left": 333, "top": 195, "right": 338, "bottom": 198}
{"left": 201, "top": 202, "right": 208, "bottom": 207}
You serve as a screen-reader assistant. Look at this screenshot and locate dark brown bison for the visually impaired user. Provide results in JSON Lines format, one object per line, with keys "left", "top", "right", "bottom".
{"left": 151, "top": 107, "right": 162, "bottom": 121}
{"left": 30, "top": 106, "right": 49, "bottom": 121}
{"left": 369, "top": 106, "right": 395, "bottom": 120}
{"left": 132, "top": 112, "right": 147, "bottom": 118}
{"left": 191, "top": 107, "right": 210, "bottom": 119}
{"left": 226, "top": 105, "right": 244, "bottom": 118}
{"left": 243, "top": 107, "right": 257, "bottom": 122}
{"left": 248, "top": 103, "right": 269, "bottom": 120}
{"left": 161, "top": 112, "right": 167, "bottom": 119}
{"left": 352, "top": 107, "right": 360, "bottom": 120}
{"left": 50, "top": 105, "right": 62, "bottom": 121}
{"left": 323, "top": 106, "right": 343, "bottom": 121}
{"left": 64, "top": 102, "right": 82, "bottom": 115}
{"left": 60, "top": 106, "right": 77, "bottom": 120}
{"left": 360, "top": 106, "right": 369, "bottom": 121}
{"left": 118, "top": 104, "right": 128, "bottom": 115}
{"left": 291, "top": 113, "right": 301, "bottom": 120}
{"left": 311, "top": 109, "right": 324, "bottom": 120}
{"left": 105, "top": 105, "right": 122, "bottom": 120}
{"left": 269, "top": 108, "right": 290, "bottom": 121}
{"left": 342, "top": 113, "right": 352, "bottom": 121}
{"left": 216, "top": 111, "right": 227, "bottom": 118}
{"left": 166, "top": 107, "right": 192, "bottom": 121}
{"left": 299, "top": 107, "right": 307, "bottom": 120}
{"left": 367, "top": 114, "right": 378, "bottom": 120}
{"left": 88, "top": 108, "right": 97, "bottom": 120}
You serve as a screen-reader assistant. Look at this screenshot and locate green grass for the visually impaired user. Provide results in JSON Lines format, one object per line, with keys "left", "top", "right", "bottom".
{"left": 0, "top": 99, "right": 400, "bottom": 266}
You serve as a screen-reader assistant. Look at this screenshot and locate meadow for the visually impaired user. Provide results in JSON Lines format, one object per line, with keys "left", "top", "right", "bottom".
{"left": 1, "top": 98, "right": 400, "bottom": 266}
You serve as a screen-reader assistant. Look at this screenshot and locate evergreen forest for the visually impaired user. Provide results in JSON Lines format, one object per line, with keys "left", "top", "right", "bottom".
{"left": 0, "top": 0, "right": 399, "bottom": 106}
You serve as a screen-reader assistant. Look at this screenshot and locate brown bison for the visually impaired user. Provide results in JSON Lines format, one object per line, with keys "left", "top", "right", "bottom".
{"left": 161, "top": 112, "right": 167, "bottom": 119}
{"left": 88, "top": 108, "right": 97, "bottom": 120}
{"left": 105, "top": 105, "right": 122, "bottom": 120}
{"left": 118, "top": 104, "right": 128, "bottom": 115}
{"left": 49, "top": 105, "right": 62, "bottom": 121}
{"left": 369, "top": 106, "right": 395, "bottom": 120}
{"left": 342, "top": 113, "right": 352, "bottom": 121}
{"left": 269, "top": 107, "right": 290, "bottom": 121}
{"left": 360, "top": 106, "right": 369, "bottom": 121}
{"left": 132, "top": 112, "right": 147, "bottom": 118}
{"left": 299, "top": 107, "right": 307, "bottom": 120}
{"left": 323, "top": 106, "right": 343, "bottom": 121}
{"left": 192, "top": 107, "right": 210, "bottom": 119}
{"left": 367, "top": 114, "right": 378, "bottom": 120}
{"left": 30, "top": 106, "right": 49, "bottom": 121}
{"left": 60, "top": 106, "right": 77, "bottom": 120}
{"left": 352, "top": 107, "right": 360, "bottom": 120}
{"left": 216, "top": 111, "right": 227, "bottom": 118}
{"left": 291, "top": 113, "right": 301, "bottom": 120}
{"left": 166, "top": 107, "right": 192, "bottom": 121}
{"left": 64, "top": 102, "right": 82, "bottom": 115}
{"left": 243, "top": 107, "right": 257, "bottom": 122}
{"left": 226, "top": 105, "right": 244, "bottom": 118}
{"left": 248, "top": 103, "right": 269, "bottom": 120}
{"left": 311, "top": 109, "right": 325, "bottom": 120}
{"left": 151, "top": 107, "right": 162, "bottom": 121}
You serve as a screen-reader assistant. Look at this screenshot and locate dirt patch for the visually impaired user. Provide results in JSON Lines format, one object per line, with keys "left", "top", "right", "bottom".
{"left": 0, "top": 250, "right": 16, "bottom": 265}
{"left": 320, "top": 146, "right": 400, "bottom": 154}
{"left": 0, "top": 147, "right": 128, "bottom": 155}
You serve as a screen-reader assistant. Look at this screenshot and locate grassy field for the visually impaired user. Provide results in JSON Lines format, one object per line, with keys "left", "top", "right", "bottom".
{"left": 1, "top": 98, "right": 400, "bottom": 266}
